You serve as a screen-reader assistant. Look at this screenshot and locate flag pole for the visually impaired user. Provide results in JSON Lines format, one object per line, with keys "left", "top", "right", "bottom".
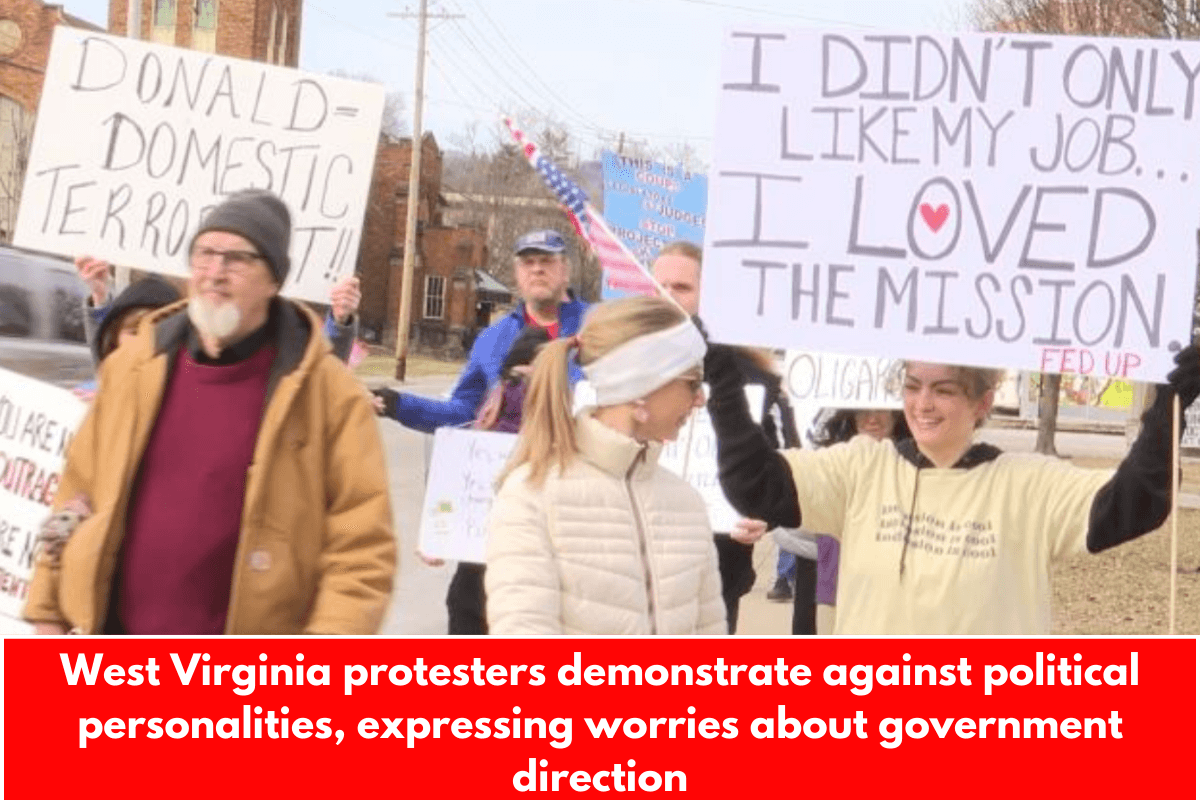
{"left": 584, "top": 206, "right": 688, "bottom": 316}
{"left": 502, "top": 115, "right": 688, "bottom": 317}
{"left": 1170, "top": 392, "right": 1181, "bottom": 634}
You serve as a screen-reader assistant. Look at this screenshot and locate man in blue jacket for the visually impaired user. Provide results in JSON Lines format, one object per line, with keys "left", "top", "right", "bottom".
{"left": 373, "top": 229, "right": 588, "bottom": 431}
{"left": 372, "top": 228, "right": 589, "bottom": 634}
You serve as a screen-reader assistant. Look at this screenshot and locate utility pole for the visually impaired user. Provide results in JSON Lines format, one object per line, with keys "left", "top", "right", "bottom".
{"left": 389, "top": 0, "right": 463, "bottom": 381}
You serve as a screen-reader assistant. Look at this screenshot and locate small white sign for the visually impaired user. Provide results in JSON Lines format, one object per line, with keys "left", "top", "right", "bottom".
{"left": 418, "top": 427, "right": 516, "bottom": 563}
{"left": 15, "top": 28, "right": 384, "bottom": 304}
{"left": 0, "top": 367, "right": 88, "bottom": 630}
{"left": 783, "top": 350, "right": 902, "bottom": 409}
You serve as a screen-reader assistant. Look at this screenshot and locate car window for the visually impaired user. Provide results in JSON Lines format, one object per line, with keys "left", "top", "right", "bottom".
{"left": 0, "top": 283, "right": 32, "bottom": 336}
{"left": 52, "top": 286, "right": 86, "bottom": 343}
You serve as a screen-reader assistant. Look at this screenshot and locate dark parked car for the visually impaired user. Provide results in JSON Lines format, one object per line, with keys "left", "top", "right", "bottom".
{"left": 0, "top": 245, "right": 94, "bottom": 389}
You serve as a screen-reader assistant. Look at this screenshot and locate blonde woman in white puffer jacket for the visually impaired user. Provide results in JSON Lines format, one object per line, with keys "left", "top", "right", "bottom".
{"left": 485, "top": 296, "right": 727, "bottom": 635}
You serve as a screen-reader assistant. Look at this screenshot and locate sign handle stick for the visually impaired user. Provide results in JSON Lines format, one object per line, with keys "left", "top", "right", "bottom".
{"left": 1170, "top": 392, "right": 1181, "bottom": 635}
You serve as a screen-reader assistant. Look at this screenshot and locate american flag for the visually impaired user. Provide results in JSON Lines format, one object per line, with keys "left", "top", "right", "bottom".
{"left": 504, "top": 118, "right": 660, "bottom": 297}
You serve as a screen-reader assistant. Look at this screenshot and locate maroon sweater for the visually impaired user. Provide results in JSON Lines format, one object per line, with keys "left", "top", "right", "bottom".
{"left": 116, "top": 344, "right": 274, "bottom": 634}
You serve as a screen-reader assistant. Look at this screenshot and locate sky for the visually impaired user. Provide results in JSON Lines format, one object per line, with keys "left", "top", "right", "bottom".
{"left": 59, "top": 0, "right": 975, "bottom": 162}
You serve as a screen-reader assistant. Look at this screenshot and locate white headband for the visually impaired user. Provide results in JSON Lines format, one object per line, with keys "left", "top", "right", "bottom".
{"left": 583, "top": 320, "right": 707, "bottom": 406}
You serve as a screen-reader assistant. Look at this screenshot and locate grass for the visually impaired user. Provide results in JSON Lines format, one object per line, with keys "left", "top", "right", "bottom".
{"left": 353, "top": 353, "right": 465, "bottom": 380}
{"left": 1052, "top": 509, "right": 1200, "bottom": 634}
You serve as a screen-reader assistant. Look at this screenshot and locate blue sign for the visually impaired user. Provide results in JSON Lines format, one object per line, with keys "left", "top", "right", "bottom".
{"left": 600, "top": 152, "right": 708, "bottom": 300}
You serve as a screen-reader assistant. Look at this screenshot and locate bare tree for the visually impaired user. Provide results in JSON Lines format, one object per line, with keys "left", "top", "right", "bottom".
{"left": 0, "top": 101, "right": 33, "bottom": 243}
{"left": 328, "top": 71, "right": 408, "bottom": 140}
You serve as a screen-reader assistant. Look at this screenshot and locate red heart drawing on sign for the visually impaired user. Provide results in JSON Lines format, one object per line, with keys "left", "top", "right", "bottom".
{"left": 919, "top": 203, "right": 950, "bottom": 233}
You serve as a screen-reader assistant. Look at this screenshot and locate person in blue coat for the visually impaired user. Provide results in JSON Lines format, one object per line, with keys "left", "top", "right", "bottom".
{"left": 372, "top": 229, "right": 589, "bottom": 634}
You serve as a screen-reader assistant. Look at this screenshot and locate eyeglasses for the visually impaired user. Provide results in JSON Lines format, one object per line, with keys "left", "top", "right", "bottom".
{"left": 190, "top": 247, "right": 264, "bottom": 275}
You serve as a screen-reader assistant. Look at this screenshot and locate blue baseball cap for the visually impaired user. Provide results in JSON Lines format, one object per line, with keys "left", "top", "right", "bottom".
{"left": 514, "top": 229, "right": 566, "bottom": 255}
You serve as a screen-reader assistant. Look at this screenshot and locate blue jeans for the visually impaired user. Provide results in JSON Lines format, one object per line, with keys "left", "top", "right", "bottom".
{"left": 776, "top": 549, "right": 796, "bottom": 580}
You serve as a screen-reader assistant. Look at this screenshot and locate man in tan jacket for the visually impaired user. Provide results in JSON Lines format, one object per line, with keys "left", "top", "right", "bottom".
{"left": 24, "top": 190, "right": 395, "bottom": 635}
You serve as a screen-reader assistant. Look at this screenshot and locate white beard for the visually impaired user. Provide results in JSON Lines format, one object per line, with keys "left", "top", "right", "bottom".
{"left": 187, "top": 296, "right": 242, "bottom": 342}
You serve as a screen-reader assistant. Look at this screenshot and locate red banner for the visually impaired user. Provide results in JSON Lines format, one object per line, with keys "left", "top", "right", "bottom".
{"left": 4, "top": 638, "right": 1195, "bottom": 797}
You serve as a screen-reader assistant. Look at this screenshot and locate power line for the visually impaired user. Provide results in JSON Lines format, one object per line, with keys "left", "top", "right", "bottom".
{"left": 660, "top": 0, "right": 876, "bottom": 26}
{"left": 459, "top": 0, "right": 607, "bottom": 132}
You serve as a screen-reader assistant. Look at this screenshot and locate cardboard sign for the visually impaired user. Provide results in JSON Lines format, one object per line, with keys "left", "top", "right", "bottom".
{"left": 601, "top": 152, "right": 708, "bottom": 299}
{"left": 783, "top": 350, "right": 902, "bottom": 409}
{"left": 14, "top": 28, "right": 384, "bottom": 304}
{"left": 418, "top": 427, "right": 516, "bottom": 563}
{"left": 0, "top": 367, "right": 88, "bottom": 630}
{"left": 702, "top": 29, "right": 1200, "bottom": 383}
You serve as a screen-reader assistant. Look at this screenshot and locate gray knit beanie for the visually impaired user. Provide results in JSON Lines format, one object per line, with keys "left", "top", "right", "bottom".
{"left": 192, "top": 190, "right": 292, "bottom": 285}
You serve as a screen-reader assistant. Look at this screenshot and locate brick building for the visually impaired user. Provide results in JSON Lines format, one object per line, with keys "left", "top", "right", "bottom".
{"left": 107, "top": 0, "right": 300, "bottom": 63}
{"left": 0, "top": 0, "right": 101, "bottom": 237}
{"left": 357, "top": 130, "right": 501, "bottom": 357}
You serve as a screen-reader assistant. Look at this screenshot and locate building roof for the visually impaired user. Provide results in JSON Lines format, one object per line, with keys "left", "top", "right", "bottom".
{"left": 475, "top": 270, "right": 512, "bottom": 300}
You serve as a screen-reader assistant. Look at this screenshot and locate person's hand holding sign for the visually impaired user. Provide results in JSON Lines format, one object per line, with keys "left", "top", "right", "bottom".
{"left": 731, "top": 518, "right": 769, "bottom": 544}
{"left": 75, "top": 256, "right": 111, "bottom": 307}
{"left": 330, "top": 275, "right": 361, "bottom": 325}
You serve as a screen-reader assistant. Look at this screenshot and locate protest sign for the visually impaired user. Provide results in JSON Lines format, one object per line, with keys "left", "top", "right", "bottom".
{"left": 1182, "top": 403, "right": 1200, "bottom": 448}
{"left": 660, "top": 386, "right": 764, "bottom": 532}
{"left": 14, "top": 28, "right": 384, "bottom": 304}
{"left": 702, "top": 29, "right": 1200, "bottom": 383}
{"left": 601, "top": 152, "right": 707, "bottom": 299}
{"left": 783, "top": 350, "right": 903, "bottom": 409}
{"left": 0, "top": 367, "right": 88, "bottom": 629}
{"left": 418, "top": 427, "right": 516, "bottom": 563}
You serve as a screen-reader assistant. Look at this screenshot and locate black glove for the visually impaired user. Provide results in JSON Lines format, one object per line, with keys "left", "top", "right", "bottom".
{"left": 1167, "top": 344, "right": 1200, "bottom": 411}
{"left": 370, "top": 387, "right": 399, "bottom": 418}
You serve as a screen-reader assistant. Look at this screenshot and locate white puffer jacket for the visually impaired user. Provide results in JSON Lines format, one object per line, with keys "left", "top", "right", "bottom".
{"left": 486, "top": 412, "right": 726, "bottom": 635}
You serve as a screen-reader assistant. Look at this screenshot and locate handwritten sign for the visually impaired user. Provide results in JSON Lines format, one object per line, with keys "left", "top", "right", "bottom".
{"left": 0, "top": 367, "right": 88, "bottom": 630}
{"left": 702, "top": 29, "right": 1200, "bottom": 383}
{"left": 1182, "top": 403, "right": 1200, "bottom": 449}
{"left": 659, "top": 385, "right": 764, "bottom": 533}
{"left": 601, "top": 152, "right": 708, "bottom": 299}
{"left": 14, "top": 28, "right": 384, "bottom": 304}
{"left": 418, "top": 427, "right": 517, "bottom": 563}
{"left": 783, "top": 350, "right": 902, "bottom": 409}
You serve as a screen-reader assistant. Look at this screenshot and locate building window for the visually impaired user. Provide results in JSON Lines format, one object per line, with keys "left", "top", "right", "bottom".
{"left": 267, "top": 4, "right": 277, "bottom": 61}
{"left": 276, "top": 10, "right": 289, "bottom": 64}
{"left": 194, "top": 0, "right": 217, "bottom": 29}
{"left": 424, "top": 275, "right": 445, "bottom": 319}
{"left": 154, "top": 0, "right": 176, "bottom": 26}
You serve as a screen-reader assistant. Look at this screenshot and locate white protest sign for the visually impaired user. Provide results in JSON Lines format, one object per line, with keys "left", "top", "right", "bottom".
{"left": 659, "top": 385, "right": 764, "bottom": 533}
{"left": 783, "top": 350, "right": 902, "bottom": 409}
{"left": 702, "top": 29, "right": 1200, "bottom": 383}
{"left": 14, "top": 28, "right": 384, "bottom": 304}
{"left": 0, "top": 367, "right": 88, "bottom": 630}
{"left": 418, "top": 427, "right": 517, "bottom": 563}
{"left": 1182, "top": 403, "right": 1200, "bottom": 449}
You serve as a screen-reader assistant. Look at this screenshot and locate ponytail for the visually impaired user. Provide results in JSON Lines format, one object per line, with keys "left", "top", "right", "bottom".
{"left": 497, "top": 336, "right": 578, "bottom": 487}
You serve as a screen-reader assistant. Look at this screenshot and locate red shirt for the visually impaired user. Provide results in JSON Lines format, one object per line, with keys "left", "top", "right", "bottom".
{"left": 523, "top": 308, "right": 559, "bottom": 339}
{"left": 116, "top": 345, "right": 274, "bottom": 634}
